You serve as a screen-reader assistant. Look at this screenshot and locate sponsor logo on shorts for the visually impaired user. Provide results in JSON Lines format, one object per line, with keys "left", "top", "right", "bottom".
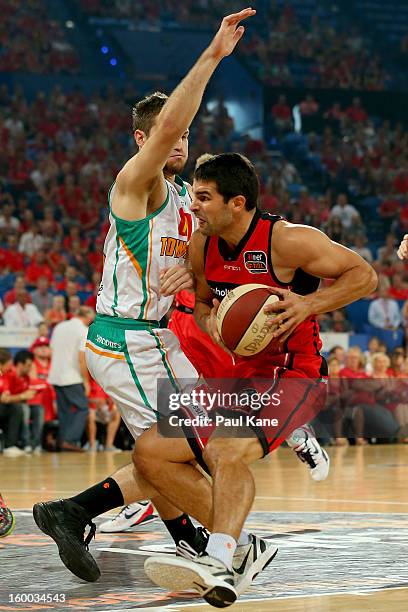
{"left": 96, "top": 334, "right": 121, "bottom": 350}
{"left": 244, "top": 251, "right": 268, "bottom": 273}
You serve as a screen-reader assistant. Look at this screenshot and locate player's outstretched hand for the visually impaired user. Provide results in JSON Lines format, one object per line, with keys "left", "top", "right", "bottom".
{"left": 397, "top": 235, "right": 408, "bottom": 260}
{"left": 160, "top": 265, "right": 194, "bottom": 296}
{"left": 263, "top": 287, "right": 311, "bottom": 344}
{"left": 209, "top": 7, "right": 256, "bottom": 60}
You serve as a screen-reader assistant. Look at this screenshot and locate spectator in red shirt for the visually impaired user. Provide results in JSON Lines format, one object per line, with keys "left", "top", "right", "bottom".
{"left": 339, "top": 346, "right": 370, "bottom": 445}
{"left": 3, "top": 275, "right": 32, "bottom": 307}
{"left": 389, "top": 273, "right": 408, "bottom": 300}
{"left": 393, "top": 168, "right": 408, "bottom": 195}
{"left": 0, "top": 234, "right": 25, "bottom": 273}
{"left": 299, "top": 94, "right": 319, "bottom": 116}
{"left": 25, "top": 249, "right": 54, "bottom": 285}
{"left": 30, "top": 336, "right": 56, "bottom": 423}
{"left": 271, "top": 94, "right": 292, "bottom": 133}
{"left": 1, "top": 349, "right": 41, "bottom": 455}
{"left": 0, "top": 348, "right": 25, "bottom": 456}
{"left": 46, "top": 239, "right": 67, "bottom": 275}
{"left": 346, "top": 97, "right": 368, "bottom": 123}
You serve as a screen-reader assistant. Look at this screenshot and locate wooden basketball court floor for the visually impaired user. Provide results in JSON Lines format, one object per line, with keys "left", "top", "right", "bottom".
{"left": 1, "top": 444, "right": 407, "bottom": 611}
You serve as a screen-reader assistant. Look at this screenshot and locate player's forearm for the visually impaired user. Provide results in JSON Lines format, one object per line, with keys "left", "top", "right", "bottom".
{"left": 194, "top": 299, "right": 212, "bottom": 334}
{"left": 156, "top": 48, "right": 220, "bottom": 142}
{"left": 1, "top": 392, "right": 23, "bottom": 403}
{"left": 305, "top": 264, "right": 377, "bottom": 316}
{"left": 78, "top": 352, "right": 89, "bottom": 384}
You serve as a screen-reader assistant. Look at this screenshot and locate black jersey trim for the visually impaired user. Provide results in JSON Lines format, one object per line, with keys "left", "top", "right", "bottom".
{"left": 217, "top": 209, "right": 261, "bottom": 261}
{"left": 319, "top": 356, "right": 328, "bottom": 377}
{"left": 267, "top": 216, "right": 293, "bottom": 288}
{"left": 203, "top": 237, "right": 210, "bottom": 267}
{"left": 267, "top": 217, "right": 321, "bottom": 294}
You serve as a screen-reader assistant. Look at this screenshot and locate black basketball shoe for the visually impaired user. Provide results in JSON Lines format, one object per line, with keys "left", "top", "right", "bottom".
{"left": 33, "top": 499, "right": 100, "bottom": 582}
{"left": 0, "top": 495, "right": 14, "bottom": 538}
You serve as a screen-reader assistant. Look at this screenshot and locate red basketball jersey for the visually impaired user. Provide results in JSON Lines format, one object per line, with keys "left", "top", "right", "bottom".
{"left": 204, "top": 210, "right": 325, "bottom": 374}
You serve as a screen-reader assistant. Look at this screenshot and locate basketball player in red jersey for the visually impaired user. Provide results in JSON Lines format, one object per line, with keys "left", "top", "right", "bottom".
{"left": 134, "top": 153, "right": 378, "bottom": 607}
{"left": 30, "top": 336, "right": 56, "bottom": 423}
{"left": 170, "top": 289, "right": 330, "bottom": 481}
{"left": 169, "top": 153, "right": 330, "bottom": 482}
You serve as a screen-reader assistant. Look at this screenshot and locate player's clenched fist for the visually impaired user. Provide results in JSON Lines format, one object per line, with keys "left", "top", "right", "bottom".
{"left": 397, "top": 235, "right": 408, "bottom": 260}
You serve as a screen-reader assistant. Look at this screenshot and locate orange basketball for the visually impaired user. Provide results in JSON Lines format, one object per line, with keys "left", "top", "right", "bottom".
{"left": 216, "top": 284, "right": 280, "bottom": 356}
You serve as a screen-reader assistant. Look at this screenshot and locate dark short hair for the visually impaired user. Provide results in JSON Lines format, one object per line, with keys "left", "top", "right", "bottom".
{"left": 0, "top": 348, "right": 12, "bottom": 365}
{"left": 14, "top": 350, "right": 34, "bottom": 366}
{"left": 132, "top": 91, "right": 168, "bottom": 134}
{"left": 194, "top": 153, "right": 259, "bottom": 210}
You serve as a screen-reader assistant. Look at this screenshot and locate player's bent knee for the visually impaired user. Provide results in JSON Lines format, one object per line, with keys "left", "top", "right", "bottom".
{"left": 203, "top": 437, "right": 262, "bottom": 472}
{"left": 132, "top": 434, "right": 157, "bottom": 474}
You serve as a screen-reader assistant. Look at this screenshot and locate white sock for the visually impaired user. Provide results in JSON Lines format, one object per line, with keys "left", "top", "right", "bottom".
{"left": 237, "top": 530, "right": 250, "bottom": 546}
{"left": 206, "top": 533, "right": 237, "bottom": 570}
{"left": 286, "top": 427, "right": 307, "bottom": 449}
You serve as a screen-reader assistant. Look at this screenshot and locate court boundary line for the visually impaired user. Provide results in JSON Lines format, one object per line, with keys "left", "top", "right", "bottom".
{"left": 105, "top": 584, "right": 408, "bottom": 611}
{"left": 11, "top": 509, "right": 408, "bottom": 516}
{"left": 6, "top": 491, "right": 408, "bottom": 506}
{"left": 255, "top": 496, "right": 408, "bottom": 505}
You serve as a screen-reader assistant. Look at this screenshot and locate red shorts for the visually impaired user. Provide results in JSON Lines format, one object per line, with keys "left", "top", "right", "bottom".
{"left": 88, "top": 379, "right": 110, "bottom": 409}
{"left": 163, "top": 355, "right": 328, "bottom": 471}
{"left": 166, "top": 306, "right": 328, "bottom": 467}
{"left": 168, "top": 306, "right": 235, "bottom": 378}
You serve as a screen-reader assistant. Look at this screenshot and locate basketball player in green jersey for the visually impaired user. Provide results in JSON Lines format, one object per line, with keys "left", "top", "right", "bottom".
{"left": 33, "top": 7, "right": 267, "bottom": 586}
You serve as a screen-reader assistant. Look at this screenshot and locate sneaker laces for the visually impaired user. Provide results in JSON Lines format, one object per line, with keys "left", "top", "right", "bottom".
{"left": 116, "top": 505, "right": 132, "bottom": 520}
{"left": 296, "top": 440, "right": 318, "bottom": 469}
{"left": 177, "top": 539, "right": 200, "bottom": 559}
{"left": 64, "top": 510, "right": 96, "bottom": 551}
{"left": 177, "top": 526, "right": 210, "bottom": 559}
{"left": 84, "top": 522, "right": 97, "bottom": 550}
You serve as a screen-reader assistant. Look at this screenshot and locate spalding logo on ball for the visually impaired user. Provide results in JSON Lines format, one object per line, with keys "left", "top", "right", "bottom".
{"left": 216, "top": 284, "right": 280, "bottom": 356}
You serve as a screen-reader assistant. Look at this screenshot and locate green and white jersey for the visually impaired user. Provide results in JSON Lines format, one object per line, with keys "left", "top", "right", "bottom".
{"left": 97, "top": 176, "right": 194, "bottom": 322}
